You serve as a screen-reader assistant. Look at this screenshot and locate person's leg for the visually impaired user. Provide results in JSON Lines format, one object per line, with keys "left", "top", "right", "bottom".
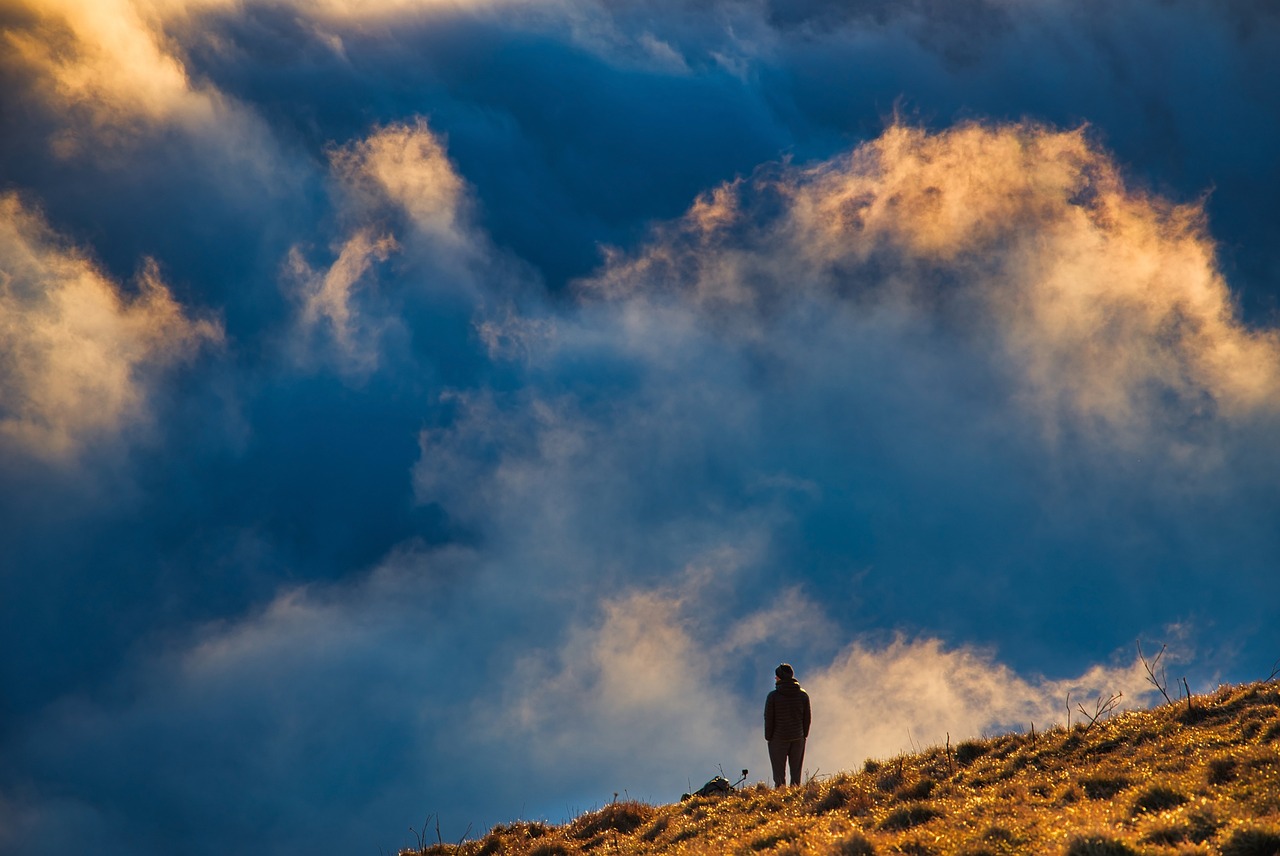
{"left": 768, "top": 740, "right": 789, "bottom": 787}
{"left": 787, "top": 738, "right": 806, "bottom": 786}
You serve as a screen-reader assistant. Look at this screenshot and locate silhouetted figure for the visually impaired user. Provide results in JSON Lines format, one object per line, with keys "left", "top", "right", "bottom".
{"left": 764, "top": 662, "right": 811, "bottom": 787}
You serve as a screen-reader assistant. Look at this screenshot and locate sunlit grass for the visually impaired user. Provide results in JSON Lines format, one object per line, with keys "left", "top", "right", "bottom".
{"left": 404, "top": 681, "right": 1280, "bottom": 855}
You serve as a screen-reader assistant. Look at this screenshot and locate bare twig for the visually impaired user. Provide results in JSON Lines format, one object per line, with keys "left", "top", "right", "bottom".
{"left": 1266, "top": 658, "right": 1280, "bottom": 683}
{"left": 1066, "top": 691, "right": 1071, "bottom": 730}
{"left": 1076, "top": 692, "right": 1123, "bottom": 731}
{"left": 456, "top": 824, "right": 473, "bottom": 847}
{"left": 1138, "top": 641, "right": 1174, "bottom": 705}
{"left": 1182, "top": 677, "right": 1193, "bottom": 712}
{"left": 409, "top": 815, "right": 432, "bottom": 855}
{"left": 435, "top": 815, "right": 442, "bottom": 847}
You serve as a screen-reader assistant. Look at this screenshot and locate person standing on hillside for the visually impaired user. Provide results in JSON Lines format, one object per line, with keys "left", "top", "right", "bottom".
{"left": 764, "top": 662, "right": 811, "bottom": 787}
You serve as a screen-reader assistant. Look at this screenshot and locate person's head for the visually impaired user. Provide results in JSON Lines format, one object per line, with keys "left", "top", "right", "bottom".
{"left": 775, "top": 663, "right": 794, "bottom": 682}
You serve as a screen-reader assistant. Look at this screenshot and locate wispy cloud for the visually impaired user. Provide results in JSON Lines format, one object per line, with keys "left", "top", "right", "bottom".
{"left": 0, "top": 193, "right": 222, "bottom": 459}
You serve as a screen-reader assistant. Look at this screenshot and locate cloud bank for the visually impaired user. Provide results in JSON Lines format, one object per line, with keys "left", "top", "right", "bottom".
{"left": 1, "top": 1, "right": 1279, "bottom": 855}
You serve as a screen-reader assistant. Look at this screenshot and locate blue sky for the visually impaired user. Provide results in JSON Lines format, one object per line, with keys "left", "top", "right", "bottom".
{"left": 1, "top": 1, "right": 1279, "bottom": 854}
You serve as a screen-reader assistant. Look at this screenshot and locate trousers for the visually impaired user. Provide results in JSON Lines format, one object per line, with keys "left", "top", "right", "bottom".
{"left": 768, "top": 738, "right": 806, "bottom": 787}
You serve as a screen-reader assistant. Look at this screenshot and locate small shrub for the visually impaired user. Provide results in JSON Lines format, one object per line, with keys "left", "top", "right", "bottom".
{"left": 895, "top": 841, "right": 939, "bottom": 856}
{"left": 832, "top": 831, "right": 876, "bottom": 856}
{"left": 879, "top": 803, "right": 943, "bottom": 831}
{"left": 1132, "top": 784, "right": 1188, "bottom": 815}
{"left": 1220, "top": 827, "right": 1280, "bottom": 856}
{"left": 1260, "top": 720, "right": 1280, "bottom": 744}
{"left": 1079, "top": 775, "right": 1132, "bottom": 800}
{"left": 864, "top": 759, "right": 883, "bottom": 774}
{"left": 1064, "top": 834, "right": 1140, "bottom": 856}
{"left": 1243, "top": 721, "right": 1263, "bottom": 740}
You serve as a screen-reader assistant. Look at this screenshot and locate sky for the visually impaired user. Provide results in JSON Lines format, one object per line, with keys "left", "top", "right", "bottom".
{"left": 1, "top": 0, "right": 1279, "bottom": 853}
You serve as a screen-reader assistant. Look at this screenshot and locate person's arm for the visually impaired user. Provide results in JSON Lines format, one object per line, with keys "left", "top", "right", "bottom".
{"left": 802, "top": 691, "right": 812, "bottom": 738}
{"left": 764, "top": 693, "right": 775, "bottom": 740}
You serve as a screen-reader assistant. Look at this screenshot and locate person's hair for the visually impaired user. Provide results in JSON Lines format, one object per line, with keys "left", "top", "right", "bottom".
{"left": 775, "top": 663, "right": 794, "bottom": 680}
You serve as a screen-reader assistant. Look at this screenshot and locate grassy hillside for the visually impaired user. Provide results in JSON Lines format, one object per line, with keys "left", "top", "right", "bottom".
{"left": 404, "top": 681, "right": 1280, "bottom": 856}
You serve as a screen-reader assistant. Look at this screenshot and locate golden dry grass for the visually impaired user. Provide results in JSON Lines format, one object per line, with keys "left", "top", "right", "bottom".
{"left": 404, "top": 681, "right": 1280, "bottom": 856}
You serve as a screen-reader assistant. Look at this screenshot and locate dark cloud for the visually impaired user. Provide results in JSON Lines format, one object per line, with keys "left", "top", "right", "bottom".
{"left": 1, "top": 1, "right": 1279, "bottom": 854}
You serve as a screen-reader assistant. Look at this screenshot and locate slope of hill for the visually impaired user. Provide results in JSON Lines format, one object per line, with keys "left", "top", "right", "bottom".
{"left": 403, "top": 681, "right": 1280, "bottom": 856}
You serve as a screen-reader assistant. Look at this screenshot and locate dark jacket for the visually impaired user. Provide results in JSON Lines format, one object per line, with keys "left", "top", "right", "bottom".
{"left": 764, "top": 679, "right": 811, "bottom": 741}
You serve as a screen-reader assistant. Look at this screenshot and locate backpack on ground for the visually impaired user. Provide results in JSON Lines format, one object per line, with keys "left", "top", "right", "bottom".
{"left": 681, "top": 776, "right": 733, "bottom": 801}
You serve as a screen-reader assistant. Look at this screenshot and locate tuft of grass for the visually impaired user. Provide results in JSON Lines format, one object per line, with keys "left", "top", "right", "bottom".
{"left": 813, "top": 778, "right": 872, "bottom": 815}
{"left": 878, "top": 803, "right": 943, "bottom": 831}
{"left": 1064, "top": 834, "right": 1140, "bottom": 855}
{"left": 529, "top": 842, "right": 570, "bottom": 856}
{"left": 955, "top": 740, "right": 987, "bottom": 767}
{"left": 1131, "top": 784, "right": 1188, "bottom": 815}
{"left": 894, "top": 779, "right": 936, "bottom": 802}
{"left": 832, "top": 831, "right": 876, "bottom": 855}
{"left": 748, "top": 823, "right": 801, "bottom": 851}
{"left": 1078, "top": 774, "right": 1132, "bottom": 800}
{"left": 1210, "top": 757, "right": 1240, "bottom": 784}
{"left": 1220, "top": 827, "right": 1280, "bottom": 856}
{"left": 567, "top": 800, "right": 654, "bottom": 840}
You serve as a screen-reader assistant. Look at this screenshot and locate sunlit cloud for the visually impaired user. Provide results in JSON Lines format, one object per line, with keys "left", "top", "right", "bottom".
{"left": 493, "top": 563, "right": 1163, "bottom": 790}
{"left": 2, "top": 0, "right": 236, "bottom": 147}
{"left": 283, "top": 118, "right": 478, "bottom": 374}
{"left": 0, "top": 193, "right": 222, "bottom": 459}
{"left": 583, "top": 121, "right": 1280, "bottom": 450}
{"left": 807, "top": 637, "right": 1159, "bottom": 772}
{"left": 284, "top": 231, "right": 399, "bottom": 375}
{"left": 329, "top": 118, "right": 473, "bottom": 254}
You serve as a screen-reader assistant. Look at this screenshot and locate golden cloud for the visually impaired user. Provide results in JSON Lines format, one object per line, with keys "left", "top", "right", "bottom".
{"left": 1, "top": 0, "right": 236, "bottom": 147}
{"left": 329, "top": 118, "right": 471, "bottom": 249}
{"left": 585, "top": 122, "right": 1280, "bottom": 442}
{"left": 0, "top": 193, "right": 223, "bottom": 459}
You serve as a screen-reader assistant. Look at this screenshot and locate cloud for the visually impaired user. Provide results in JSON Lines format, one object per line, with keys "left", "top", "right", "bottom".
{"left": 0, "top": 193, "right": 223, "bottom": 459}
{"left": 1, "top": 0, "right": 236, "bottom": 146}
{"left": 0, "top": 540, "right": 1162, "bottom": 855}
{"left": 583, "top": 121, "right": 1280, "bottom": 448}
{"left": 282, "top": 117, "right": 484, "bottom": 374}
{"left": 493, "top": 565, "right": 1166, "bottom": 796}
{"left": 285, "top": 231, "right": 399, "bottom": 375}
{"left": 328, "top": 118, "right": 473, "bottom": 252}
{"left": 807, "top": 637, "right": 1158, "bottom": 771}
{"left": 0, "top": 3, "right": 1278, "bottom": 856}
